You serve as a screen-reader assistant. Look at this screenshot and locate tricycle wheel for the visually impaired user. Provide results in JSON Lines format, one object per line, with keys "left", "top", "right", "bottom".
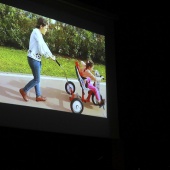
{"left": 65, "top": 81, "right": 75, "bottom": 94}
{"left": 70, "top": 98, "right": 84, "bottom": 114}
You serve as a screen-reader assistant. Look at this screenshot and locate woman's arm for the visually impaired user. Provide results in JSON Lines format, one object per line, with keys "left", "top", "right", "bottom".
{"left": 34, "top": 28, "right": 53, "bottom": 58}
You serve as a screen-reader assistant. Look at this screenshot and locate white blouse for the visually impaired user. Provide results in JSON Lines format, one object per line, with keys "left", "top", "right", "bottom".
{"left": 27, "top": 28, "right": 52, "bottom": 61}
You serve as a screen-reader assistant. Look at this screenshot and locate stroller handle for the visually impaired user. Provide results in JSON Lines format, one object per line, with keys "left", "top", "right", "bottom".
{"left": 55, "top": 59, "right": 61, "bottom": 66}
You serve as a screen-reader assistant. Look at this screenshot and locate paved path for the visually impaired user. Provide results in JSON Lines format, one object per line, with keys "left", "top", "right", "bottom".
{"left": 0, "top": 72, "right": 107, "bottom": 118}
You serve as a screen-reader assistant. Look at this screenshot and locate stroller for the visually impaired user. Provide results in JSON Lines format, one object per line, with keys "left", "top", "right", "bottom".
{"left": 56, "top": 59, "right": 105, "bottom": 114}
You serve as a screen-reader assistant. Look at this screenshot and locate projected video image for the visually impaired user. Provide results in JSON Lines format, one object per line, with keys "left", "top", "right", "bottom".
{"left": 0, "top": 3, "right": 107, "bottom": 118}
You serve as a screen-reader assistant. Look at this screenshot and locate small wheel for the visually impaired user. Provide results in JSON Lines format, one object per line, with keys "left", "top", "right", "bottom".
{"left": 92, "top": 93, "right": 102, "bottom": 105}
{"left": 70, "top": 98, "right": 84, "bottom": 114}
{"left": 65, "top": 81, "right": 75, "bottom": 94}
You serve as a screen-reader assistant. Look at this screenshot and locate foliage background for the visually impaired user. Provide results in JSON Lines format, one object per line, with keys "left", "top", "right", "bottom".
{"left": 0, "top": 3, "right": 105, "bottom": 64}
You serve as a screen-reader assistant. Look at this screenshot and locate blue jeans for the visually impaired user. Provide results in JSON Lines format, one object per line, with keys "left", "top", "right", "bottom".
{"left": 23, "top": 57, "right": 41, "bottom": 97}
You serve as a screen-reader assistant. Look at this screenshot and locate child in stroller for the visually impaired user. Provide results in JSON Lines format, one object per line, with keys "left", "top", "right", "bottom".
{"left": 79, "top": 60, "right": 105, "bottom": 107}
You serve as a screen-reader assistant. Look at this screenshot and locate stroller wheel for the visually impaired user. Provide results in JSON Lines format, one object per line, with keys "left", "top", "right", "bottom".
{"left": 70, "top": 98, "right": 84, "bottom": 114}
{"left": 65, "top": 81, "right": 75, "bottom": 94}
{"left": 92, "top": 94, "right": 102, "bottom": 105}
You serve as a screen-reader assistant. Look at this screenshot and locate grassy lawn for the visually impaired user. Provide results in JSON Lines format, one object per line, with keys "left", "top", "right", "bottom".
{"left": 0, "top": 46, "right": 106, "bottom": 81}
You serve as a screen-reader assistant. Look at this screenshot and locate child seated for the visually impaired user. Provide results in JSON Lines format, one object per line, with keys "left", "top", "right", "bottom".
{"left": 80, "top": 60, "right": 105, "bottom": 107}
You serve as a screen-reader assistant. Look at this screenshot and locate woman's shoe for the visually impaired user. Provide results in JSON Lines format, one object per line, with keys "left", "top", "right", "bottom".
{"left": 36, "top": 96, "right": 46, "bottom": 102}
{"left": 19, "top": 88, "right": 29, "bottom": 101}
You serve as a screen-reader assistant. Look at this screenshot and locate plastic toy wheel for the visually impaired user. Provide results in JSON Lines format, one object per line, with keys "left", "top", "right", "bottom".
{"left": 92, "top": 94, "right": 102, "bottom": 105}
{"left": 70, "top": 98, "right": 84, "bottom": 114}
{"left": 65, "top": 81, "right": 75, "bottom": 94}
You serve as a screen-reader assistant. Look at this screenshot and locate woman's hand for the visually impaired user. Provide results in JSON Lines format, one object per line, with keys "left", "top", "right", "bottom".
{"left": 50, "top": 55, "right": 56, "bottom": 61}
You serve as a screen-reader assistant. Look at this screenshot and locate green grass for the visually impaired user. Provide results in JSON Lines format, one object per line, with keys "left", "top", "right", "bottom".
{"left": 0, "top": 46, "right": 106, "bottom": 81}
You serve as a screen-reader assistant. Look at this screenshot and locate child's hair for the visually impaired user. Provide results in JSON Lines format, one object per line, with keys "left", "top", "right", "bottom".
{"left": 36, "top": 17, "right": 48, "bottom": 29}
{"left": 86, "top": 60, "right": 94, "bottom": 69}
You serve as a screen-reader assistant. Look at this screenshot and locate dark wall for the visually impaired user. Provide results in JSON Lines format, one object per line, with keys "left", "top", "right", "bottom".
{"left": 115, "top": 14, "right": 169, "bottom": 168}
{"left": 1, "top": 126, "right": 115, "bottom": 169}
